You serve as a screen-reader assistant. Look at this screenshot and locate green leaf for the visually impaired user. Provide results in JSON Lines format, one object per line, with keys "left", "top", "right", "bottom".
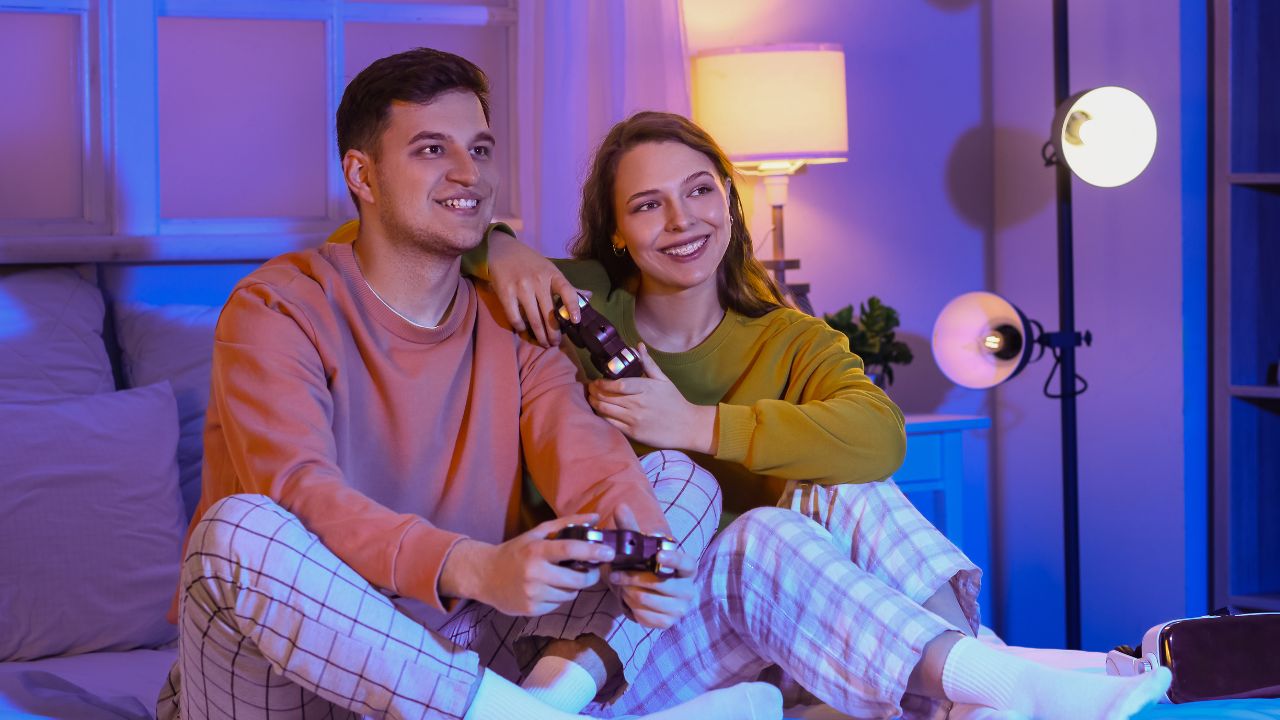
{"left": 826, "top": 296, "right": 913, "bottom": 385}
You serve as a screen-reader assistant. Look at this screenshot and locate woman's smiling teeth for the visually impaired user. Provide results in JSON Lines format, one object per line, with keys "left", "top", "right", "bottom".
{"left": 441, "top": 198, "right": 478, "bottom": 209}
{"left": 662, "top": 235, "right": 708, "bottom": 257}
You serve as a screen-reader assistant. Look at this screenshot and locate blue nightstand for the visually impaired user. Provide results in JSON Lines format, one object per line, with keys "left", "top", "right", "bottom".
{"left": 899, "top": 414, "right": 991, "bottom": 612}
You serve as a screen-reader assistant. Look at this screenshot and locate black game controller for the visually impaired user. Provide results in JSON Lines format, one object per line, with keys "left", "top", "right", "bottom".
{"left": 552, "top": 523, "right": 677, "bottom": 577}
{"left": 553, "top": 293, "right": 644, "bottom": 380}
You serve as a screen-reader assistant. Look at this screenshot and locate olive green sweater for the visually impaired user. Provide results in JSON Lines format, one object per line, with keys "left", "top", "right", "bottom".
{"left": 545, "top": 259, "right": 906, "bottom": 515}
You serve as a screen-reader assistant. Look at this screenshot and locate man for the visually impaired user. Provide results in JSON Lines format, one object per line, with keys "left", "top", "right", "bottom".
{"left": 158, "top": 47, "right": 782, "bottom": 720}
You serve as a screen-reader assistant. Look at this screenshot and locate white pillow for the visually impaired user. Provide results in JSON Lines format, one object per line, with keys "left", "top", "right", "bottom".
{"left": 115, "top": 302, "right": 221, "bottom": 521}
{"left": 0, "top": 267, "right": 114, "bottom": 402}
{"left": 0, "top": 382, "right": 184, "bottom": 661}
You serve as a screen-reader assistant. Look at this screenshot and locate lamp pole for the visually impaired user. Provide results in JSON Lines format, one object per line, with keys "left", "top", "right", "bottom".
{"left": 1051, "top": 0, "right": 1083, "bottom": 651}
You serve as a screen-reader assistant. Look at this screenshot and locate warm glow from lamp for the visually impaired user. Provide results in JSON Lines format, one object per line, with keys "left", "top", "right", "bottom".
{"left": 690, "top": 43, "right": 847, "bottom": 313}
{"left": 1052, "top": 86, "right": 1157, "bottom": 188}
{"left": 692, "top": 44, "right": 848, "bottom": 173}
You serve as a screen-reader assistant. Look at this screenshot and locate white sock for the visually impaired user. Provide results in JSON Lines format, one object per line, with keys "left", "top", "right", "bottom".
{"left": 641, "top": 682, "right": 783, "bottom": 720}
{"left": 465, "top": 670, "right": 563, "bottom": 720}
{"left": 464, "top": 671, "right": 782, "bottom": 720}
{"left": 520, "top": 655, "right": 599, "bottom": 713}
{"left": 940, "top": 637, "right": 1171, "bottom": 720}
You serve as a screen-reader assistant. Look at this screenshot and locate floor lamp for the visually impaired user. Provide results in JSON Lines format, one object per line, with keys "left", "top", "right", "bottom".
{"left": 932, "top": 0, "right": 1156, "bottom": 650}
{"left": 691, "top": 44, "right": 849, "bottom": 315}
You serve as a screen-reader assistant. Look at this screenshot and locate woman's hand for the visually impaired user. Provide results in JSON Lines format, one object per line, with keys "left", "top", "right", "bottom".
{"left": 604, "top": 504, "right": 698, "bottom": 630}
{"left": 488, "top": 229, "right": 580, "bottom": 347}
{"left": 587, "top": 344, "right": 717, "bottom": 454}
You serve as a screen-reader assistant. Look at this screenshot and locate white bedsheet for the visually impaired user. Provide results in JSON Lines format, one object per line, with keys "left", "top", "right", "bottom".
{"left": 5, "top": 632, "right": 1279, "bottom": 720}
{"left": 0, "top": 640, "right": 1108, "bottom": 720}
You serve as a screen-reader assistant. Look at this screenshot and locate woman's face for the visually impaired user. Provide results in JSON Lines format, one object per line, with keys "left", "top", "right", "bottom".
{"left": 611, "top": 141, "right": 731, "bottom": 297}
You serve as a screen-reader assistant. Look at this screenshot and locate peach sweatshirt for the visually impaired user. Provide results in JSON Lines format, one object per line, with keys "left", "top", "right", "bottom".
{"left": 180, "top": 242, "right": 666, "bottom": 623}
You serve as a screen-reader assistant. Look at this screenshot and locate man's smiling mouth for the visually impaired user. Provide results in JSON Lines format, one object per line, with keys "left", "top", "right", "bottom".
{"left": 440, "top": 198, "right": 479, "bottom": 209}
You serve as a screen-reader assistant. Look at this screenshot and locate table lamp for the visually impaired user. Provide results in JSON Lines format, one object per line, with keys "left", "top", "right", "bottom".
{"left": 692, "top": 44, "right": 849, "bottom": 314}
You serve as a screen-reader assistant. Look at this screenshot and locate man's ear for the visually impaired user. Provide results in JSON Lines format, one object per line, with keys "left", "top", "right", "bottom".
{"left": 342, "top": 149, "right": 376, "bottom": 207}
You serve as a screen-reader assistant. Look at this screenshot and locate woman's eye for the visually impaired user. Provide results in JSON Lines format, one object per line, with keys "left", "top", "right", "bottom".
{"left": 690, "top": 185, "right": 712, "bottom": 197}
{"left": 635, "top": 201, "right": 659, "bottom": 212}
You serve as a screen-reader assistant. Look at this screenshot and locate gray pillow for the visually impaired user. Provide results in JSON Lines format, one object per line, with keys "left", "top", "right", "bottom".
{"left": 0, "top": 382, "right": 184, "bottom": 662}
{"left": 115, "top": 302, "right": 220, "bottom": 521}
{"left": 0, "top": 267, "right": 114, "bottom": 402}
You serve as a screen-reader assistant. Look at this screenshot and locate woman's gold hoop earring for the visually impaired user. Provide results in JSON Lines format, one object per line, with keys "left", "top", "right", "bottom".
{"left": 612, "top": 244, "right": 627, "bottom": 257}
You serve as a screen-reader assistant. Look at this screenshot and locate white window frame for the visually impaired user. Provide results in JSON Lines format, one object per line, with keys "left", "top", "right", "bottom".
{"left": 0, "top": 0, "right": 520, "bottom": 262}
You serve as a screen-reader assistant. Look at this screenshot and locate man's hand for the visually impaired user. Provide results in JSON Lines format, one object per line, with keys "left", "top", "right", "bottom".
{"left": 587, "top": 344, "right": 718, "bottom": 454}
{"left": 441, "top": 513, "right": 615, "bottom": 617}
{"left": 488, "top": 229, "right": 580, "bottom": 347}
{"left": 604, "top": 504, "right": 699, "bottom": 630}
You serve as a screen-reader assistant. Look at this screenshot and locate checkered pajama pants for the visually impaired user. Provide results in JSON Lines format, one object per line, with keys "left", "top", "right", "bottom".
{"left": 156, "top": 450, "right": 721, "bottom": 720}
{"left": 599, "top": 479, "right": 981, "bottom": 720}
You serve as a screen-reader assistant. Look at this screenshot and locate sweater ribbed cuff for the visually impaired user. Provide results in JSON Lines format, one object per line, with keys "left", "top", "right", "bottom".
{"left": 461, "top": 222, "right": 515, "bottom": 280}
{"left": 715, "top": 403, "right": 756, "bottom": 465}
{"left": 392, "top": 520, "right": 468, "bottom": 614}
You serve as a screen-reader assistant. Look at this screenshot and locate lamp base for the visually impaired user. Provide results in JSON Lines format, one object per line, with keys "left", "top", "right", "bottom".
{"left": 785, "top": 282, "right": 813, "bottom": 315}
{"left": 762, "top": 259, "right": 811, "bottom": 314}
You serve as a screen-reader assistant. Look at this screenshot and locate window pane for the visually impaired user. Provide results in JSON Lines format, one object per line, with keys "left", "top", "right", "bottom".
{"left": 0, "top": 12, "right": 83, "bottom": 221}
{"left": 158, "top": 17, "right": 329, "bottom": 219}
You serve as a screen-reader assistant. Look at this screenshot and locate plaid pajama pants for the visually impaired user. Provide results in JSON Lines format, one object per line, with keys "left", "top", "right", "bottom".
{"left": 156, "top": 450, "right": 721, "bottom": 720}
{"left": 598, "top": 479, "right": 981, "bottom": 720}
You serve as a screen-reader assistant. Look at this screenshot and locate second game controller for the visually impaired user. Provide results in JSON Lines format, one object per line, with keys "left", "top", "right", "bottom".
{"left": 554, "top": 293, "right": 644, "bottom": 380}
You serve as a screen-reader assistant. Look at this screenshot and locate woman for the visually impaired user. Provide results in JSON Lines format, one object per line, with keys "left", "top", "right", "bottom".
{"left": 463, "top": 111, "right": 1170, "bottom": 720}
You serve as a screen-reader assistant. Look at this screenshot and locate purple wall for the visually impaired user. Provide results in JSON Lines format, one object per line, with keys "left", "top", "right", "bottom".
{"left": 991, "top": 0, "right": 1185, "bottom": 649}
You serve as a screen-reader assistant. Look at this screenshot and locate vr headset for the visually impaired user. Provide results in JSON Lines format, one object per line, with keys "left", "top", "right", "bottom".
{"left": 1106, "top": 610, "right": 1280, "bottom": 703}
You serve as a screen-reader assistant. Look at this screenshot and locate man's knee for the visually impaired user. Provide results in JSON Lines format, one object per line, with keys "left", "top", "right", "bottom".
{"left": 185, "top": 494, "right": 289, "bottom": 567}
{"left": 712, "top": 506, "right": 823, "bottom": 566}
{"left": 639, "top": 450, "right": 723, "bottom": 545}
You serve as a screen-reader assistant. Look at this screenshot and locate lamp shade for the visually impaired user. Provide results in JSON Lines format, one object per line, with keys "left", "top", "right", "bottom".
{"left": 932, "top": 292, "right": 1035, "bottom": 389}
{"left": 1052, "top": 86, "right": 1157, "bottom": 188}
{"left": 692, "top": 44, "right": 848, "bottom": 168}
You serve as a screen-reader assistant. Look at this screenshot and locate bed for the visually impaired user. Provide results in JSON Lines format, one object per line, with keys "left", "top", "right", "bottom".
{"left": 1, "top": 259, "right": 1277, "bottom": 720}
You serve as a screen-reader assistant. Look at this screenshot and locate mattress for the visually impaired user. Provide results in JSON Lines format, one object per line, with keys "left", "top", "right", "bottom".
{"left": 0, "top": 644, "right": 1277, "bottom": 719}
{"left": 0, "top": 647, "right": 174, "bottom": 719}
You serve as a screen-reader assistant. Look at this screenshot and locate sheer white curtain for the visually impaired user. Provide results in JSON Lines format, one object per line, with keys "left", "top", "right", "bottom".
{"left": 515, "top": 0, "right": 690, "bottom": 254}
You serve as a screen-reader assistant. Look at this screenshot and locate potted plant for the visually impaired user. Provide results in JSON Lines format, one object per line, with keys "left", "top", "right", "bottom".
{"left": 822, "top": 297, "right": 914, "bottom": 387}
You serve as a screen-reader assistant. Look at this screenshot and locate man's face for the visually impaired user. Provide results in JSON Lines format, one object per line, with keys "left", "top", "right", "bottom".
{"left": 367, "top": 91, "right": 497, "bottom": 257}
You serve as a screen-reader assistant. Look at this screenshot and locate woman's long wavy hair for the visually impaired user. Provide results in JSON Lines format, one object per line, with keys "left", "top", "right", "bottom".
{"left": 569, "top": 111, "right": 790, "bottom": 318}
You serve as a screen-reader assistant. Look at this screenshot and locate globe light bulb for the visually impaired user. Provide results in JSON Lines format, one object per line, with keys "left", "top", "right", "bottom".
{"left": 1054, "top": 86, "right": 1157, "bottom": 188}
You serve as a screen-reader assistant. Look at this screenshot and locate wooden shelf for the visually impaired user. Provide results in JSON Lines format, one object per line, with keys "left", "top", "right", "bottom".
{"left": 1212, "top": 0, "right": 1280, "bottom": 611}
{"left": 1229, "top": 172, "right": 1280, "bottom": 187}
{"left": 1229, "top": 384, "right": 1280, "bottom": 400}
